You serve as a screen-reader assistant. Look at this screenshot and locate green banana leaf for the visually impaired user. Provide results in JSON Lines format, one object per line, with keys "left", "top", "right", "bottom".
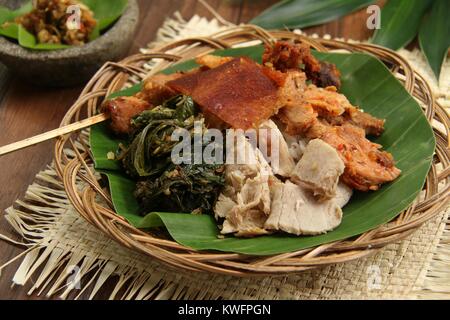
{"left": 0, "top": 0, "right": 127, "bottom": 50}
{"left": 371, "top": 0, "right": 434, "bottom": 50}
{"left": 419, "top": 0, "right": 450, "bottom": 80}
{"left": 250, "top": 0, "right": 375, "bottom": 30}
{"left": 90, "top": 45, "right": 435, "bottom": 256}
{"left": 17, "top": 24, "right": 70, "bottom": 50}
{"left": 0, "top": 1, "right": 32, "bottom": 24}
{"left": 82, "top": 0, "right": 127, "bottom": 31}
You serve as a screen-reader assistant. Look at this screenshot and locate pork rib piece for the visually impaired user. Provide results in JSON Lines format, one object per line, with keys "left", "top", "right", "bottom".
{"left": 102, "top": 96, "right": 151, "bottom": 135}
{"left": 102, "top": 73, "right": 181, "bottom": 135}
{"left": 301, "top": 85, "right": 385, "bottom": 136}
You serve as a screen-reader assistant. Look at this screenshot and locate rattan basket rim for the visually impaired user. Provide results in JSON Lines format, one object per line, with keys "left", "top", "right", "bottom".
{"left": 54, "top": 25, "right": 450, "bottom": 277}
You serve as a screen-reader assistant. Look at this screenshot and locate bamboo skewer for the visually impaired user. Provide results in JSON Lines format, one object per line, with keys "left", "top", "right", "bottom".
{"left": 0, "top": 113, "right": 109, "bottom": 157}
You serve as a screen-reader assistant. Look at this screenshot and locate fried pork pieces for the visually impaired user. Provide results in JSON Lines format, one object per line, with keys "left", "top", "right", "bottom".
{"left": 264, "top": 42, "right": 399, "bottom": 191}
{"left": 105, "top": 41, "right": 400, "bottom": 192}
{"left": 263, "top": 41, "right": 342, "bottom": 89}
{"left": 277, "top": 84, "right": 399, "bottom": 191}
{"left": 102, "top": 97, "right": 151, "bottom": 135}
{"left": 166, "top": 43, "right": 400, "bottom": 192}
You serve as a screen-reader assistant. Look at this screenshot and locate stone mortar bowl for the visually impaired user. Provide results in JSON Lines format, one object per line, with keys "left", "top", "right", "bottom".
{"left": 0, "top": 0, "right": 139, "bottom": 87}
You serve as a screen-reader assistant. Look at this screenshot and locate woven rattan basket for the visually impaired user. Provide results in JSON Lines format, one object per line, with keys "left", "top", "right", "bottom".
{"left": 54, "top": 26, "right": 450, "bottom": 276}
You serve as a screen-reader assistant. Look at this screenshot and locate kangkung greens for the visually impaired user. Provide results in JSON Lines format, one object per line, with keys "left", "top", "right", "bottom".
{"left": 117, "top": 95, "right": 225, "bottom": 215}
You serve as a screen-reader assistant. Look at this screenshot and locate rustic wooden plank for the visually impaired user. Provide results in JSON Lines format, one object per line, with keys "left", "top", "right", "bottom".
{"left": 0, "top": 79, "right": 83, "bottom": 300}
{"left": 0, "top": 63, "right": 10, "bottom": 105}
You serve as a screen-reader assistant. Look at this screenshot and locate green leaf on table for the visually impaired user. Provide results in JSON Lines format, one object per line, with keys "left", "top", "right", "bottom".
{"left": 82, "top": 0, "right": 128, "bottom": 30}
{"left": 250, "top": 0, "right": 375, "bottom": 29}
{"left": 90, "top": 45, "right": 436, "bottom": 255}
{"left": 0, "top": 0, "right": 128, "bottom": 50}
{"left": 371, "top": 0, "right": 433, "bottom": 50}
{"left": 419, "top": 0, "right": 450, "bottom": 80}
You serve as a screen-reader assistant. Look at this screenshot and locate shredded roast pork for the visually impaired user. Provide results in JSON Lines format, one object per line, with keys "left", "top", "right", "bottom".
{"left": 215, "top": 134, "right": 274, "bottom": 237}
{"left": 217, "top": 129, "right": 351, "bottom": 237}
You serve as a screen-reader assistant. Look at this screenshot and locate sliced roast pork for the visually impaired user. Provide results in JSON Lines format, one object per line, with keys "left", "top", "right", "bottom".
{"left": 215, "top": 134, "right": 275, "bottom": 237}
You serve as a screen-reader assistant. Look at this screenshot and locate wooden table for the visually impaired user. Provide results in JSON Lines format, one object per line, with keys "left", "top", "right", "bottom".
{"left": 0, "top": 0, "right": 377, "bottom": 299}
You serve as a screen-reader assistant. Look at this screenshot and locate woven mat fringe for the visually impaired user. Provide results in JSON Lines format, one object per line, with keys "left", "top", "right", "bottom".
{"left": 1, "top": 164, "right": 449, "bottom": 299}
{"left": 1, "top": 13, "right": 449, "bottom": 300}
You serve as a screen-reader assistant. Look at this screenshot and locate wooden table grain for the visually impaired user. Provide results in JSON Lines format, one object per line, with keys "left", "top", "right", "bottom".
{"left": 0, "top": 0, "right": 378, "bottom": 300}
